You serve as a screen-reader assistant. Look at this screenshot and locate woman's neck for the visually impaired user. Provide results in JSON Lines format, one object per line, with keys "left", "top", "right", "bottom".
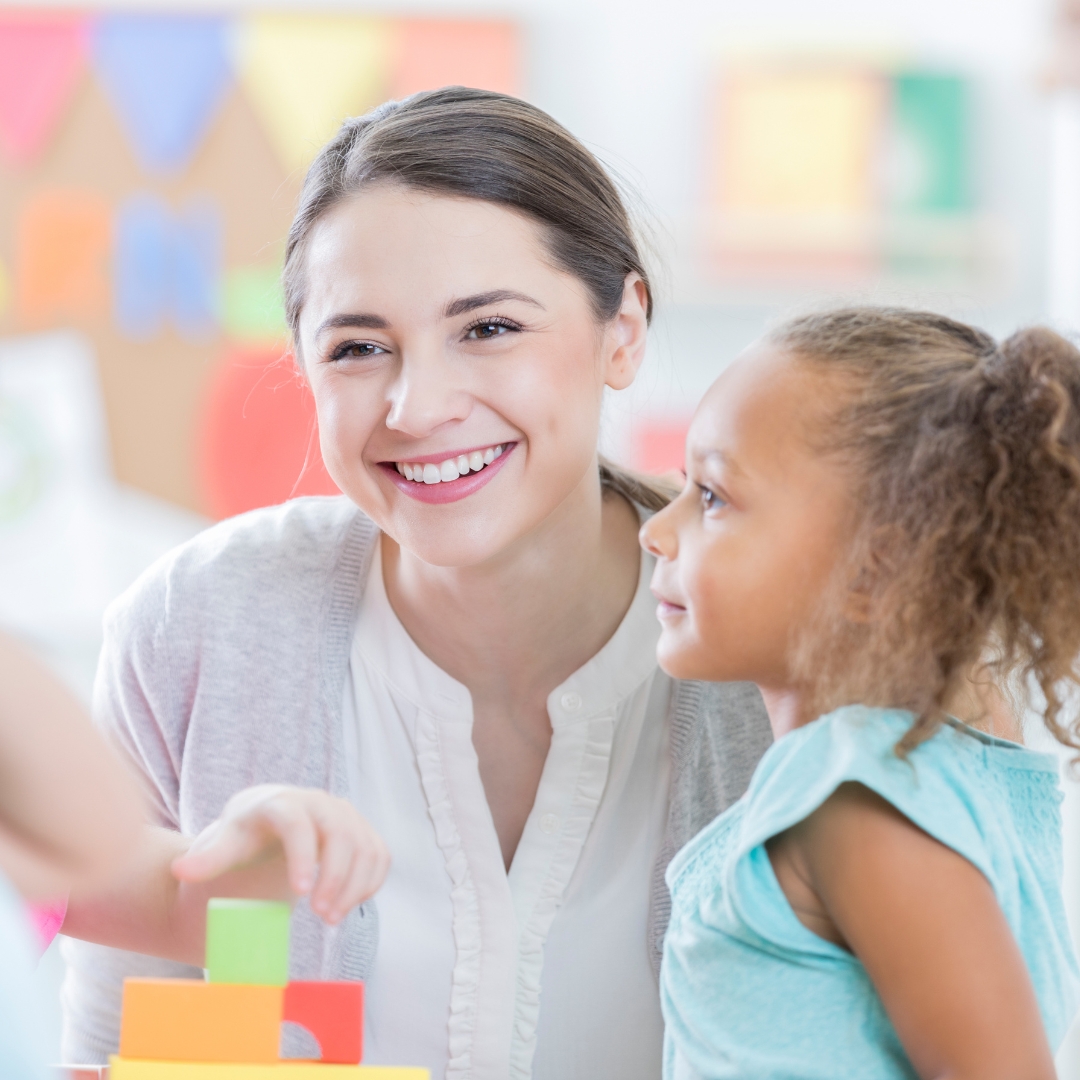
{"left": 380, "top": 466, "right": 643, "bottom": 716}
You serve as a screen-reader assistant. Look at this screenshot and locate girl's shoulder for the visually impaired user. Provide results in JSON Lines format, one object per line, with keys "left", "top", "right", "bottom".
{"left": 741, "top": 705, "right": 1061, "bottom": 882}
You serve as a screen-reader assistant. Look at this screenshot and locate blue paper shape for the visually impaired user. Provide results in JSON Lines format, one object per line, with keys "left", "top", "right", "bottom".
{"left": 93, "top": 15, "right": 231, "bottom": 173}
{"left": 173, "top": 198, "right": 221, "bottom": 339}
{"left": 114, "top": 194, "right": 170, "bottom": 339}
{"left": 114, "top": 193, "right": 221, "bottom": 341}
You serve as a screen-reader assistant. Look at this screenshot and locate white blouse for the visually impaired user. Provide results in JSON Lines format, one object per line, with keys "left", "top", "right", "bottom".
{"left": 342, "top": 540, "right": 672, "bottom": 1080}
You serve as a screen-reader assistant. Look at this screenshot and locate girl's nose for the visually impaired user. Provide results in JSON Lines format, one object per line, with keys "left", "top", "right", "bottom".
{"left": 640, "top": 502, "right": 677, "bottom": 559}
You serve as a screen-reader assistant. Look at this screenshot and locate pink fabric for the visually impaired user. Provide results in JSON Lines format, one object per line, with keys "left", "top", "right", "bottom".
{"left": 27, "top": 896, "right": 66, "bottom": 953}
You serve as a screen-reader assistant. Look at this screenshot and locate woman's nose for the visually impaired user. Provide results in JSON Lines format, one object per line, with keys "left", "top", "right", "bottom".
{"left": 385, "top": 354, "right": 471, "bottom": 437}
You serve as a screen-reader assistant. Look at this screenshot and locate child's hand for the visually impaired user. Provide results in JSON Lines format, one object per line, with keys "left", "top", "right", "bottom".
{"left": 170, "top": 785, "right": 390, "bottom": 925}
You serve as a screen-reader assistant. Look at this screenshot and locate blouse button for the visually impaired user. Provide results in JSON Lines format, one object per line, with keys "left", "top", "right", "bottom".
{"left": 539, "top": 813, "right": 560, "bottom": 834}
{"left": 560, "top": 691, "right": 582, "bottom": 711}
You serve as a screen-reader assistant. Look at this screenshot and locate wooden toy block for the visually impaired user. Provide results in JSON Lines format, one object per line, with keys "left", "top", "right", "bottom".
{"left": 119, "top": 978, "right": 283, "bottom": 1063}
{"left": 206, "top": 898, "right": 290, "bottom": 986}
{"left": 283, "top": 981, "right": 364, "bottom": 1064}
{"left": 110, "top": 1060, "right": 429, "bottom": 1079}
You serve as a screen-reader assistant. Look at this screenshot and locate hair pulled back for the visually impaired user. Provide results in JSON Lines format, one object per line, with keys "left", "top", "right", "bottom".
{"left": 282, "top": 86, "right": 671, "bottom": 509}
{"left": 773, "top": 307, "right": 1080, "bottom": 753}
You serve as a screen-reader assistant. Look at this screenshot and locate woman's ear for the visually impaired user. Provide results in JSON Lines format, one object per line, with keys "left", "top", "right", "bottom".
{"left": 603, "top": 274, "right": 650, "bottom": 391}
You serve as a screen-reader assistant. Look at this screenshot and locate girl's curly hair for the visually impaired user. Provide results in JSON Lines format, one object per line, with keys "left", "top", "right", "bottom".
{"left": 772, "top": 307, "right": 1080, "bottom": 754}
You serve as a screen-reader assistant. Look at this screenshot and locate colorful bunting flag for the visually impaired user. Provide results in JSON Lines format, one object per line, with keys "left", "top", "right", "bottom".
{"left": 16, "top": 190, "right": 111, "bottom": 322}
{"left": 92, "top": 14, "right": 231, "bottom": 173}
{"left": 173, "top": 198, "right": 222, "bottom": 340}
{"left": 198, "top": 347, "right": 339, "bottom": 520}
{"left": 237, "top": 14, "right": 396, "bottom": 171}
{"left": 223, "top": 265, "right": 287, "bottom": 344}
{"left": 390, "top": 20, "right": 520, "bottom": 99}
{"left": 0, "top": 12, "right": 88, "bottom": 166}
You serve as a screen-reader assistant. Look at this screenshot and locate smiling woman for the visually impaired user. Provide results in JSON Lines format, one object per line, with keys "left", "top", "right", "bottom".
{"left": 58, "top": 88, "right": 772, "bottom": 1080}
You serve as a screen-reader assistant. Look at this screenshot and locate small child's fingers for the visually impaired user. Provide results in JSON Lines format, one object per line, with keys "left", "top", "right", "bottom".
{"left": 259, "top": 797, "right": 319, "bottom": 896}
{"left": 329, "top": 846, "right": 387, "bottom": 923}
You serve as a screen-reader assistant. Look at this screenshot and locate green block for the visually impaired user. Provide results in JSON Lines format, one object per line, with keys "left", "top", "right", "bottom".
{"left": 205, "top": 898, "right": 290, "bottom": 985}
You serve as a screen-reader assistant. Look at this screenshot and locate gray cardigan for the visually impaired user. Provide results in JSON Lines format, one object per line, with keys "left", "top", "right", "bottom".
{"left": 60, "top": 496, "right": 772, "bottom": 1063}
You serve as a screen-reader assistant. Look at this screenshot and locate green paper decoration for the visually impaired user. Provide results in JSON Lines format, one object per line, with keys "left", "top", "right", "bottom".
{"left": 224, "top": 265, "right": 287, "bottom": 343}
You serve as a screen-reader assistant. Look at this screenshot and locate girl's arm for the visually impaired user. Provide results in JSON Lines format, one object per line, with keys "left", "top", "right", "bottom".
{"left": 63, "top": 784, "right": 391, "bottom": 964}
{"left": 0, "top": 633, "right": 142, "bottom": 901}
{"left": 771, "top": 782, "right": 1056, "bottom": 1080}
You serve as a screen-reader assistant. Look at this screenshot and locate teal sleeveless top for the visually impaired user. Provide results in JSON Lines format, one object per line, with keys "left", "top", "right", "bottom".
{"left": 661, "top": 705, "right": 1080, "bottom": 1080}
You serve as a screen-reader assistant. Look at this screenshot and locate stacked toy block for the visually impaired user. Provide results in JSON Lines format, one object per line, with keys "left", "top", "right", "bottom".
{"left": 109, "top": 899, "right": 427, "bottom": 1079}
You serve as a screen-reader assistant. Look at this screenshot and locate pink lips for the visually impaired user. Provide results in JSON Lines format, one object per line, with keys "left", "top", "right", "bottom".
{"left": 380, "top": 443, "right": 517, "bottom": 504}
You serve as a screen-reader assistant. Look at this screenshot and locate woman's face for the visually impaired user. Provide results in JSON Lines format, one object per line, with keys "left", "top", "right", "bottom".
{"left": 297, "top": 185, "right": 647, "bottom": 567}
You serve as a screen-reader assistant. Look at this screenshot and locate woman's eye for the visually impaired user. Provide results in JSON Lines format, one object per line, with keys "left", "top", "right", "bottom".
{"left": 330, "top": 341, "right": 384, "bottom": 361}
{"left": 467, "top": 323, "right": 509, "bottom": 340}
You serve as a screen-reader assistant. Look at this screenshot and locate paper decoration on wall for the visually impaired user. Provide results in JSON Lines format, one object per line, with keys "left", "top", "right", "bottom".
{"left": 237, "top": 14, "right": 395, "bottom": 171}
{"left": 16, "top": 189, "right": 110, "bottom": 322}
{"left": 224, "top": 265, "right": 287, "bottom": 344}
{"left": 114, "top": 193, "right": 221, "bottom": 340}
{"left": 390, "top": 20, "right": 520, "bottom": 99}
{"left": 0, "top": 12, "right": 88, "bottom": 165}
{"left": 889, "top": 73, "right": 970, "bottom": 213}
{"left": 92, "top": 15, "right": 231, "bottom": 173}
{"left": 199, "top": 347, "right": 339, "bottom": 520}
{"left": 0, "top": 257, "right": 8, "bottom": 319}
{"left": 634, "top": 419, "right": 690, "bottom": 476}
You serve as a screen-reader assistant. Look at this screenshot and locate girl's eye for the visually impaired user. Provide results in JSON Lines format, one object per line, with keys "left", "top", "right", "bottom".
{"left": 329, "top": 341, "right": 385, "bottom": 362}
{"left": 464, "top": 317, "right": 520, "bottom": 340}
{"left": 698, "top": 485, "right": 727, "bottom": 512}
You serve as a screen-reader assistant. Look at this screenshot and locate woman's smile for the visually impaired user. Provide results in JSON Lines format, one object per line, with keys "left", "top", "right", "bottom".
{"left": 379, "top": 441, "right": 517, "bottom": 503}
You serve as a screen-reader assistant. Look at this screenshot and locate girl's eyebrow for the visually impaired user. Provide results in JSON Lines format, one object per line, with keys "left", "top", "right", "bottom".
{"left": 443, "top": 289, "right": 545, "bottom": 318}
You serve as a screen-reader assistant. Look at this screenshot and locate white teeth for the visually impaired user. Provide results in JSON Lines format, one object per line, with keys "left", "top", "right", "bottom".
{"left": 397, "top": 444, "right": 506, "bottom": 484}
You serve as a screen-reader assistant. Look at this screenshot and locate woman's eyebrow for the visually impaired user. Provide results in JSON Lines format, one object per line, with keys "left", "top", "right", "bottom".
{"left": 444, "top": 290, "right": 545, "bottom": 318}
{"left": 315, "top": 312, "right": 390, "bottom": 338}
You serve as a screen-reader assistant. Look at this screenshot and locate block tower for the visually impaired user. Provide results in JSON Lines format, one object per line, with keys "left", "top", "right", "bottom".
{"left": 109, "top": 898, "right": 428, "bottom": 1079}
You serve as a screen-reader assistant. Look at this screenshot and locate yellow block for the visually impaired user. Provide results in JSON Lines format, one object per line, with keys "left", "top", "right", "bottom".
{"left": 109, "top": 1060, "right": 428, "bottom": 1080}
{"left": 236, "top": 14, "right": 397, "bottom": 170}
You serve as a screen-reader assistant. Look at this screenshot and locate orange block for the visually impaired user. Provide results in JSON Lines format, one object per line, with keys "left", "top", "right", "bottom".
{"left": 16, "top": 189, "right": 110, "bottom": 322}
{"left": 119, "top": 978, "right": 283, "bottom": 1063}
{"left": 389, "top": 20, "right": 520, "bottom": 99}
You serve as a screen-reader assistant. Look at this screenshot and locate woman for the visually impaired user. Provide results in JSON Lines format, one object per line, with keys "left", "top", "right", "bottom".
{"left": 59, "top": 89, "right": 772, "bottom": 1080}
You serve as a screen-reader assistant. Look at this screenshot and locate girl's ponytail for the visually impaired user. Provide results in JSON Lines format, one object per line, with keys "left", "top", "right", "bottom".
{"left": 773, "top": 308, "right": 1080, "bottom": 753}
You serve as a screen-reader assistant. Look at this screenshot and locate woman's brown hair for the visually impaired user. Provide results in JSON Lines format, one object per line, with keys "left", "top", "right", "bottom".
{"left": 283, "top": 86, "right": 676, "bottom": 512}
{"left": 773, "top": 307, "right": 1080, "bottom": 754}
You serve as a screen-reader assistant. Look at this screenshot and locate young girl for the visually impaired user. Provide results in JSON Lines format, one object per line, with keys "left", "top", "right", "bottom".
{"left": 641, "top": 308, "right": 1080, "bottom": 1080}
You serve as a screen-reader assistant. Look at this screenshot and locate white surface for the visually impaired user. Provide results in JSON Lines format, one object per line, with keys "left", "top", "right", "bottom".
{"left": 344, "top": 541, "right": 672, "bottom": 1080}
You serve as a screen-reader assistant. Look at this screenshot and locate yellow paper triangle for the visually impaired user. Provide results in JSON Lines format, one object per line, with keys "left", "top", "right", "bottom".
{"left": 237, "top": 15, "right": 398, "bottom": 172}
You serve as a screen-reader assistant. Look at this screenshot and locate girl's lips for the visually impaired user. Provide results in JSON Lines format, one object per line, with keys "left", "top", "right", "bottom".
{"left": 379, "top": 442, "right": 516, "bottom": 504}
{"left": 654, "top": 597, "right": 687, "bottom": 620}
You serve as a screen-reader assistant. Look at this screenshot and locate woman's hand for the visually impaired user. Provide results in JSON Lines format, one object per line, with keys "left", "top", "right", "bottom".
{"left": 171, "top": 785, "right": 390, "bottom": 925}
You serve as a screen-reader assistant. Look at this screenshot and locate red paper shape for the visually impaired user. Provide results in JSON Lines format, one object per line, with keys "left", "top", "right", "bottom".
{"left": 282, "top": 981, "right": 364, "bottom": 1064}
{"left": 634, "top": 418, "right": 691, "bottom": 476}
{"left": 198, "top": 347, "right": 340, "bottom": 521}
{"left": 0, "top": 13, "right": 88, "bottom": 165}
{"left": 390, "top": 19, "right": 520, "bottom": 99}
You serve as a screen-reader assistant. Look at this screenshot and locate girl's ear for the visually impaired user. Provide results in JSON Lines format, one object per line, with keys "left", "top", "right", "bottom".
{"left": 842, "top": 525, "right": 902, "bottom": 624}
{"left": 603, "top": 274, "right": 650, "bottom": 391}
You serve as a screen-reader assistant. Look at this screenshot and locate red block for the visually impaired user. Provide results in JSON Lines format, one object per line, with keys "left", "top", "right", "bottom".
{"left": 283, "top": 980, "right": 364, "bottom": 1064}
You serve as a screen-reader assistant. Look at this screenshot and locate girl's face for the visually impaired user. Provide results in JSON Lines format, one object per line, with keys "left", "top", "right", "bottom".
{"left": 297, "top": 185, "right": 647, "bottom": 568}
{"left": 640, "top": 344, "right": 854, "bottom": 691}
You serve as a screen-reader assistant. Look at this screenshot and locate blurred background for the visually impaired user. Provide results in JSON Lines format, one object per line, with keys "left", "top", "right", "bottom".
{"left": 0, "top": 0, "right": 1077, "bottom": 1073}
